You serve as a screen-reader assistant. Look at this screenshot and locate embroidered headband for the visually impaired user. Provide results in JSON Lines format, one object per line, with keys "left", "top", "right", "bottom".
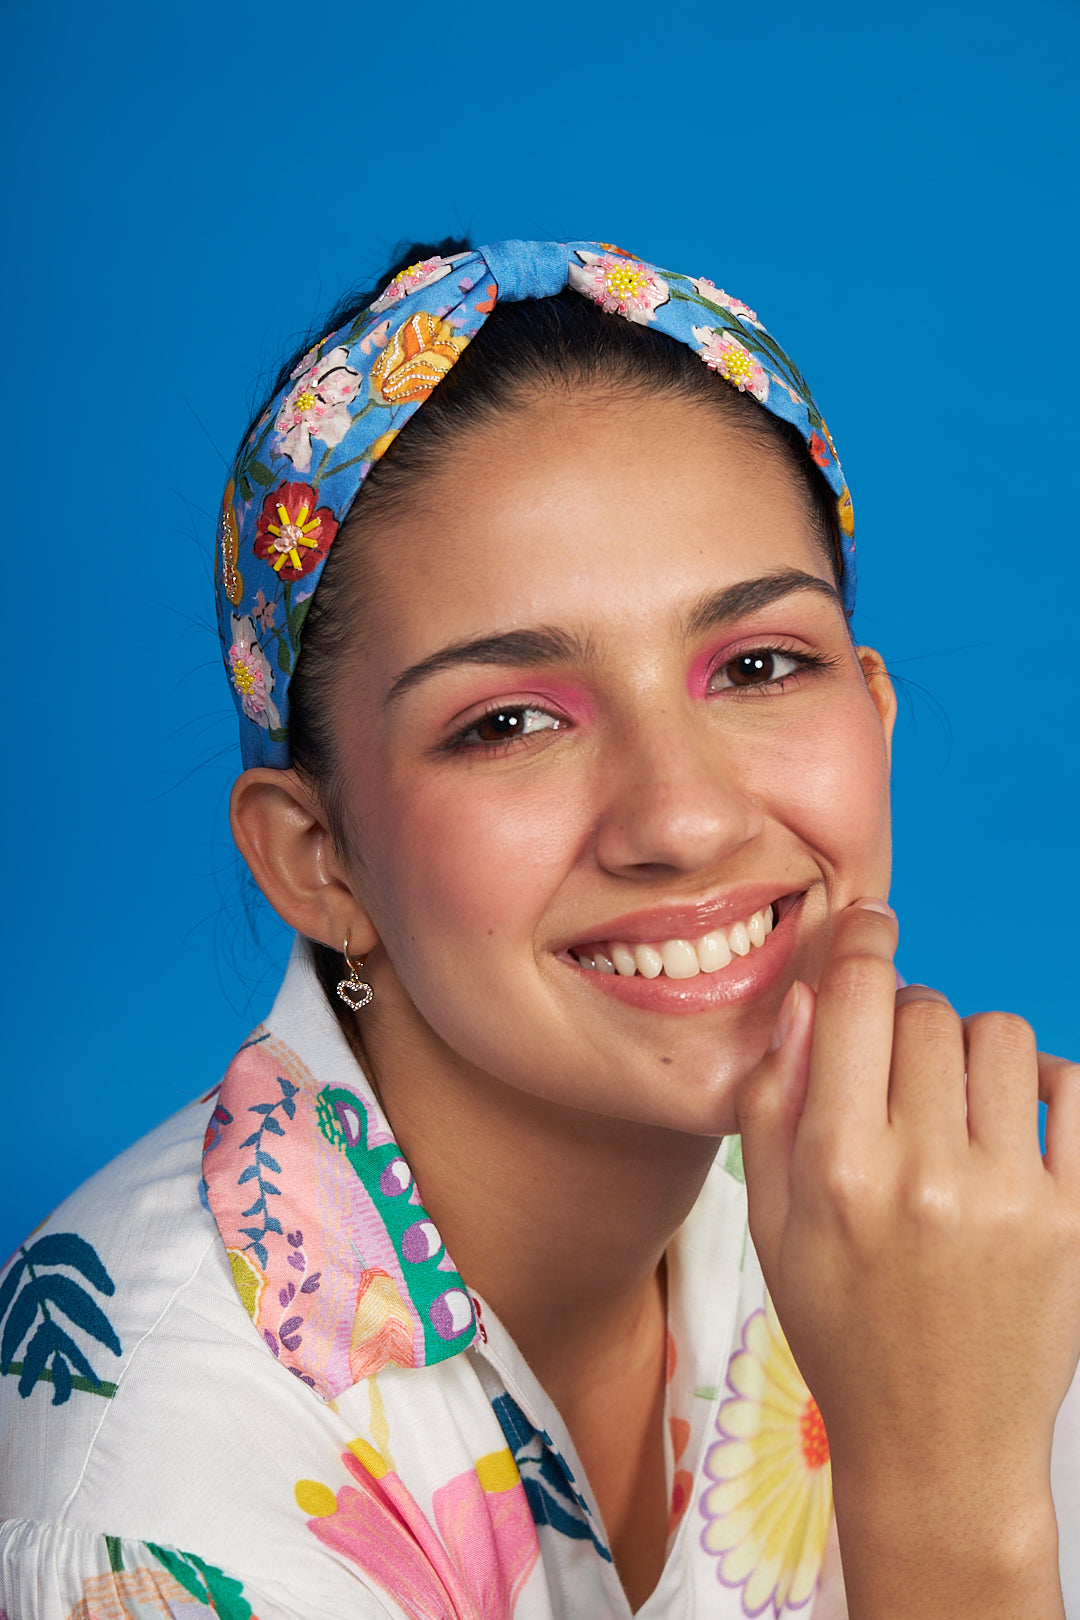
{"left": 217, "top": 240, "right": 856, "bottom": 768}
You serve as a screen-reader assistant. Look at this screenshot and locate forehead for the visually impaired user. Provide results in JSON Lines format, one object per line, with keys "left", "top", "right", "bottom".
{"left": 357, "top": 389, "right": 831, "bottom": 666}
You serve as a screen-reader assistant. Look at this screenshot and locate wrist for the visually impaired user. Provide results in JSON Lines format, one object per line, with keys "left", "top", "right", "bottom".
{"left": 831, "top": 1466, "right": 1062, "bottom": 1620}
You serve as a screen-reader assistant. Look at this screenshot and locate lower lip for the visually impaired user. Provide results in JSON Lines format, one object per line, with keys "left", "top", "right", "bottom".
{"left": 560, "top": 896, "right": 804, "bottom": 1014}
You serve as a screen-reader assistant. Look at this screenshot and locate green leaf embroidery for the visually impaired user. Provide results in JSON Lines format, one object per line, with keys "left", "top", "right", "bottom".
{"left": 246, "top": 459, "right": 275, "bottom": 488}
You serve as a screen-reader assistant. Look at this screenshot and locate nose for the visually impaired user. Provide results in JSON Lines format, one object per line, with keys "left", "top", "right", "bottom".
{"left": 592, "top": 705, "right": 765, "bottom": 879}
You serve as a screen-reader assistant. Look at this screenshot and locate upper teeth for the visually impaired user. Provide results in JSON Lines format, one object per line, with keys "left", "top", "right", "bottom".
{"left": 574, "top": 906, "right": 775, "bottom": 978}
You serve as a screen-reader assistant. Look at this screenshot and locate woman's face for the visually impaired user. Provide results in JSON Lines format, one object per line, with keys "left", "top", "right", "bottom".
{"left": 331, "top": 388, "right": 894, "bottom": 1136}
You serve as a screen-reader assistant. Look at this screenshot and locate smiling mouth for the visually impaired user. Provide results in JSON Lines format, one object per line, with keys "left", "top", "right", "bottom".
{"left": 569, "top": 897, "right": 797, "bottom": 980}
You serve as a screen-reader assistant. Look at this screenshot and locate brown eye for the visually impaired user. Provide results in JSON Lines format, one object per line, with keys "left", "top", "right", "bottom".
{"left": 709, "top": 650, "right": 803, "bottom": 692}
{"left": 729, "top": 653, "right": 778, "bottom": 686}
{"left": 458, "top": 706, "right": 560, "bottom": 747}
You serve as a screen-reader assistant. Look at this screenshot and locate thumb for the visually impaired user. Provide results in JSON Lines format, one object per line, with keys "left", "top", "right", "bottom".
{"left": 735, "top": 980, "right": 816, "bottom": 1279}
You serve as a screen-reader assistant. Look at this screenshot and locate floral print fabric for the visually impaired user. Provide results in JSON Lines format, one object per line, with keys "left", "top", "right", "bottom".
{"left": 0, "top": 938, "right": 886, "bottom": 1619}
{"left": 217, "top": 240, "right": 856, "bottom": 768}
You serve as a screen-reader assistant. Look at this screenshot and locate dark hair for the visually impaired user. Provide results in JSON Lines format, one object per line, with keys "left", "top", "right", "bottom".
{"left": 243, "top": 239, "right": 843, "bottom": 999}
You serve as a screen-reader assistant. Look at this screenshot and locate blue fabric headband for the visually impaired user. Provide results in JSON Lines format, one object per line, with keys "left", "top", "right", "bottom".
{"left": 217, "top": 240, "right": 855, "bottom": 768}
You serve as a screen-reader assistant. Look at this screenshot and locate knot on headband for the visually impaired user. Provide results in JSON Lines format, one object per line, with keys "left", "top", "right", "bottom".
{"left": 216, "top": 240, "right": 855, "bottom": 768}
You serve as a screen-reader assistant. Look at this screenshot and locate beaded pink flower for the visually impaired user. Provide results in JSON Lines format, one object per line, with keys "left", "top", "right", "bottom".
{"left": 369, "top": 255, "right": 459, "bottom": 314}
{"left": 692, "top": 326, "right": 770, "bottom": 403}
{"left": 227, "top": 615, "right": 281, "bottom": 732}
{"left": 272, "top": 347, "right": 362, "bottom": 475}
{"left": 568, "top": 250, "right": 670, "bottom": 325}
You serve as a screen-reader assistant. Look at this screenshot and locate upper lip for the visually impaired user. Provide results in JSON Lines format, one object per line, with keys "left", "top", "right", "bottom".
{"left": 559, "top": 885, "right": 804, "bottom": 951}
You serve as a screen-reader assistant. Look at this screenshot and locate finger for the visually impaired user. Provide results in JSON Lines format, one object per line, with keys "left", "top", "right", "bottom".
{"left": 962, "top": 1010, "right": 1039, "bottom": 1156}
{"left": 800, "top": 899, "right": 899, "bottom": 1140}
{"left": 889, "top": 985, "right": 968, "bottom": 1143}
{"left": 1039, "top": 1052, "right": 1080, "bottom": 1185}
{"left": 736, "top": 980, "right": 816, "bottom": 1277}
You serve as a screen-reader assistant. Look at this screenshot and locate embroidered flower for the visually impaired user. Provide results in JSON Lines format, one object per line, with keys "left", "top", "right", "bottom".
{"left": 809, "top": 430, "right": 832, "bottom": 469}
{"left": 370, "top": 312, "right": 471, "bottom": 406}
{"left": 700, "top": 1301, "right": 832, "bottom": 1616}
{"left": 569, "top": 250, "right": 670, "bottom": 324}
{"left": 690, "top": 278, "right": 763, "bottom": 329}
{"left": 837, "top": 485, "right": 854, "bottom": 537}
{"left": 272, "top": 346, "right": 362, "bottom": 474}
{"left": 692, "top": 327, "right": 770, "bottom": 404}
{"left": 253, "top": 482, "right": 338, "bottom": 582}
{"left": 297, "top": 1444, "right": 540, "bottom": 1619}
{"left": 227, "top": 615, "right": 281, "bottom": 732}
{"left": 251, "top": 588, "right": 276, "bottom": 630}
{"left": 369, "top": 255, "right": 460, "bottom": 313}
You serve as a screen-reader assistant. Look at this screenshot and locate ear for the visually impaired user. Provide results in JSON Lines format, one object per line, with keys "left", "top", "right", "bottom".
{"left": 229, "top": 768, "right": 380, "bottom": 955}
{"left": 856, "top": 645, "right": 897, "bottom": 767}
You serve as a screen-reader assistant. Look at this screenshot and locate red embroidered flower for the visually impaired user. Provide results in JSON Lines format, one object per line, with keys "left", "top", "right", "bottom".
{"left": 809, "top": 430, "right": 832, "bottom": 469}
{"left": 253, "top": 483, "right": 338, "bottom": 582}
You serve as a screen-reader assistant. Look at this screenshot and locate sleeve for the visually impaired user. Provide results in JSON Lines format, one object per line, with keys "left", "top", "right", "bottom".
{"left": 0, "top": 1521, "right": 397, "bottom": 1620}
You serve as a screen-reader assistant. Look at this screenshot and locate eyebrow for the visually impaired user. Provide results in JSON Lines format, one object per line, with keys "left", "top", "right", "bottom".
{"left": 386, "top": 626, "right": 588, "bottom": 703}
{"left": 386, "top": 569, "right": 842, "bottom": 703}
{"left": 683, "top": 569, "right": 842, "bottom": 638}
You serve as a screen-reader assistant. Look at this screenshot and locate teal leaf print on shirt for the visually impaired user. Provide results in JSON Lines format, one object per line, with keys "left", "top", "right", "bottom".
{"left": 491, "top": 1392, "right": 612, "bottom": 1562}
{"left": 0, "top": 1232, "right": 121, "bottom": 1403}
{"left": 235, "top": 1070, "right": 298, "bottom": 1269}
{"left": 145, "top": 1545, "right": 253, "bottom": 1620}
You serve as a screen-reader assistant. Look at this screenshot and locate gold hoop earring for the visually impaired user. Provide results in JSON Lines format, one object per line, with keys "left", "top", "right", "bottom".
{"left": 336, "top": 932, "right": 373, "bottom": 1012}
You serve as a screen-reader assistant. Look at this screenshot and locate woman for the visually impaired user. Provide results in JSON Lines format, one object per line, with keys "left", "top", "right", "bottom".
{"left": 2, "top": 237, "right": 1078, "bottom": 1619}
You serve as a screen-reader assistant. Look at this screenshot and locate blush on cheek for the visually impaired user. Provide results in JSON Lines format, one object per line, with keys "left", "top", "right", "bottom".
{"left": 774, "top": 705, "right": 891, "bottom": 869}
{"left": 373, "top": 773, "right": 586, "bottom": 964}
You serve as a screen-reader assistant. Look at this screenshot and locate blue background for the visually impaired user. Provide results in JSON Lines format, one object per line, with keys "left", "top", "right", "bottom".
{"left": 2, "top": 0, "right": 1077, "bottom": 1263}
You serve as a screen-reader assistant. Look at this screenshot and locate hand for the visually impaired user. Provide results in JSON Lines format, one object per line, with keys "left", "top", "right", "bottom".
{"left": 735, "top": 899, "right": 1080, "bottom": 1619}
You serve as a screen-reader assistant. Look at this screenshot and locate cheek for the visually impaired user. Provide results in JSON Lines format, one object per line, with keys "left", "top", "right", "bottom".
{"left": 354, "top": 763, "right": 587, "bottom": 969}
{"left": 764, "top": 691, "right": 891, "bottom": 869}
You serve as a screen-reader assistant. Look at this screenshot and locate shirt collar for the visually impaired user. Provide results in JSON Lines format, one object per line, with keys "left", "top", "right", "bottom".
{"left": 202, "top": 936, "right": 477, "bottom": 1399}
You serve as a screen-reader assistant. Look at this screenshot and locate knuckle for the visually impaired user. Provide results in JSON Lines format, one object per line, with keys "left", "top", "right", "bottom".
{"left": 823, "top": 950, "right": 896, "bottom": 1007}
{"left": 899, "top": 1171, "right": 962, "bottom": 1232}
{"left": 818, "top": 1152, "right": 876, "bottom": 1212}
{"left": 894, "top": 995, "right": 958, "bottom": 1041}
{"left": 970, "top": 1009, "right": 1036, "bottom": 1056}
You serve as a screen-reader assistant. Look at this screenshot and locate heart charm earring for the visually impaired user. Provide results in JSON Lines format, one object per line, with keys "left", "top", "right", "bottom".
{"left": 336, "top": 932, "right": 373, "bottom": 1012}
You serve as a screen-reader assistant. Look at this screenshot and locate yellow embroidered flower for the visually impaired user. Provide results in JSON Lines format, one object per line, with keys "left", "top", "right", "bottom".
{"left": 370, "top": 312, "right": 470, "bottom": 405}
{"left": 700, "top": 1300, "right": 832, "bottom": 1616}
{"left": 837, "top": 485, "right": 855, "bottom": 537}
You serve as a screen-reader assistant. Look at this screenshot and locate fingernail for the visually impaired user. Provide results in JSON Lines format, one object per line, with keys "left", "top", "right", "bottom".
{"left": 854, "top": 897, "right": 895, "bottom": 917}
{"left": 770, "top": 982, "right": 800, "bottom": 1050}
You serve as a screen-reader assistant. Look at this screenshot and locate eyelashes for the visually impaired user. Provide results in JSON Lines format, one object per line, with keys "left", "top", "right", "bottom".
{"left": 442, "top": 704, "right": 565, "bottom": 755}
{"left": 441, "top": 644, "right": 839, "bottom": 755}
{"left": 705, "top": 645, "right": 839, "bottom": 694}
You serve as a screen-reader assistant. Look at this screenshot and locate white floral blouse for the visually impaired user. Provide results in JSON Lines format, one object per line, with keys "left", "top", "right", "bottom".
{"left": 3, "top": 941, "right": 1080, "bottom": 1620}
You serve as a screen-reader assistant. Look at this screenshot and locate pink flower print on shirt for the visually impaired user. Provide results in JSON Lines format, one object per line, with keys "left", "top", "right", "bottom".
{"left": 298, "top": 1443, "right": 540, "bottom": 1619}
{"left": 569, "top": 250, "right": 670, "bottom": 324}
{"left": 272, "top": 346, "right": 361, "bottom": 474}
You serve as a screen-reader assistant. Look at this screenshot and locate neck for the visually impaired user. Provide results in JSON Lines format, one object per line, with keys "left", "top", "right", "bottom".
{"left": 354, "top": 1000, "right": 720, "bottom": 1389}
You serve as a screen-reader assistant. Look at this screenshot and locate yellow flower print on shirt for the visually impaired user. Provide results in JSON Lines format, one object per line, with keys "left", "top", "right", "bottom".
{"left": 700, "top": 1299, "right": 832, "bottom": 1616}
